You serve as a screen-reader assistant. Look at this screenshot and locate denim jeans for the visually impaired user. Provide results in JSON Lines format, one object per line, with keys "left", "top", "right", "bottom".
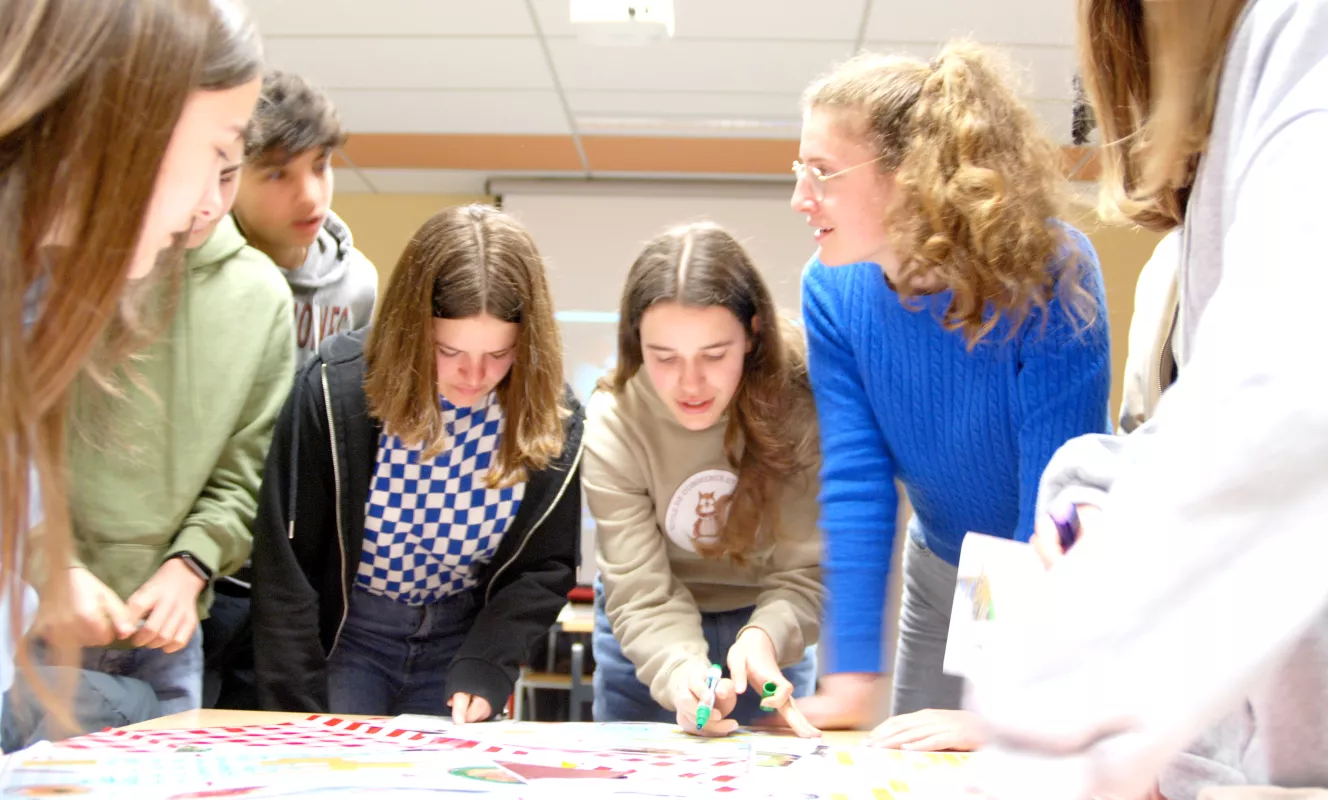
{"left": 326, "top": 586, "right": 478, "bottom": 716}
{"left": 2, "top": 667, "right": 160, "bottom": 752}
{"left": 592, "top": 579, "right": 817, "bottom": 724}
{"left": 79, "top": 627, "right": 203, "bottom": 715}
{"left": 201, "top": 589, "right": 257, "bottom": 710}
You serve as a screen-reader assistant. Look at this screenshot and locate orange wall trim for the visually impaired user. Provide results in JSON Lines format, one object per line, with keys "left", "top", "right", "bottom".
{"left": 342, "top": 133, "right": 584, "bottom": 171}
{"left": 338, "top": 132, "right": 1099, "bottom": 180}
{"left": 580, "top": 135, "right": 799, "bottom": 174}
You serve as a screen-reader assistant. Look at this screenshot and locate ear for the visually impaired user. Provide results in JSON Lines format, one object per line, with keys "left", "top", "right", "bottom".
{"left": 746, "top": 314, "right": 760, "bottom": 353}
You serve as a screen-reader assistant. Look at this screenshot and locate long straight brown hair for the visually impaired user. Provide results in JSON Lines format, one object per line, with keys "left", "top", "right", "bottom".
{"left": 0, "top": 0, "right": 261, "bottom": 724}
{"left": 1078, "top": 0, "right": 1250, "bottom": 229}
{"left": 365, "top": 205, "right": 567, "bottom": 487}
{"left": 604, "top": 222, "right": 818, "bottom": 561}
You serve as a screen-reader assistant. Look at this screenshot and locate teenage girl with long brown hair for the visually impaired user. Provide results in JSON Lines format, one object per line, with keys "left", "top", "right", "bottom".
{"left": 252, "top": 204, "right": 583, "bottom": 721}
{"left": 1, "top": 0, "right": 265, "bottom": 726}
{"left": 584, "top": 222, "right": 823, "bottom": 737}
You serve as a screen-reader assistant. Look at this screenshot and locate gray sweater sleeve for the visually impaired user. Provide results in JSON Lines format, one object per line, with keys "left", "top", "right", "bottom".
{"left": 965, "top": 47, "right": 1328, "bottom": 800}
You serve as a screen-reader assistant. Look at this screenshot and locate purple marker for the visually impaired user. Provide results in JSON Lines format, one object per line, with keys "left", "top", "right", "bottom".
{"left": 1049, "top": 502, "right": 1080, "bottom": 552}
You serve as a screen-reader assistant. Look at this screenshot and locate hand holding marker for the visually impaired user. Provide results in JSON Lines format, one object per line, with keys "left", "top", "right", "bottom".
{"left": 760, "top": 681, "right": 778, "bottom": 710}
{"left": 695, "top": 663, "right": 723, "bottom": 730}
{"left": 756, "top": 679, "right": 820, "bottom": 738}
{"left": 1049, "top": 501, "right": 1081, "bottom": 552}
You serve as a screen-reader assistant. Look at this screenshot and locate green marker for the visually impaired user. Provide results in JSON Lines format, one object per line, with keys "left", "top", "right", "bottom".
{"left": 695, "top": 664, "right": 723, "bottom": 730}
{"left": 759, "top": 681, "right": 778, "bottom": 710}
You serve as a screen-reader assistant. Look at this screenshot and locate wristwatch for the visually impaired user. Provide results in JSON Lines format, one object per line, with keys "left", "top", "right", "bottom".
{"left": 171, "top": 552, "right": 213, "bottom": 583}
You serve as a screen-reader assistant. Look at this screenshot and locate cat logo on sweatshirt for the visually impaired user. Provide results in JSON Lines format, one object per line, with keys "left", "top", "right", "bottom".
{"left": 664, "top": 469, "right": 738, "bottom": 552}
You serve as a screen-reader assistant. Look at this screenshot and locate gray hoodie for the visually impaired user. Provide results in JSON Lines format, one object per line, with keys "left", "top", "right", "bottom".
{"left": 284, "top": 209, "right": 377, "bottom": 366}
{"left": 966, "top": 0, "right": 1328, "bottom": 797}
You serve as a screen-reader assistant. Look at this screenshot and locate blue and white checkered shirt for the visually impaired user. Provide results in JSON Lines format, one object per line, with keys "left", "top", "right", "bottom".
{"left": 357, "top": 391, "right": 525, "bottom": 605}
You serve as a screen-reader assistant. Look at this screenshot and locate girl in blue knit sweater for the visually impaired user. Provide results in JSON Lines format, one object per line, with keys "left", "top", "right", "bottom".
{"left": 790, "top": 42, "right": 1111, "bottom": 748}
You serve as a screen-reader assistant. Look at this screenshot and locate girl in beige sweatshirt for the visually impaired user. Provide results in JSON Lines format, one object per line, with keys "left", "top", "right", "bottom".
{"left": 582, "top": 222, "right": 825, "bottom": 738}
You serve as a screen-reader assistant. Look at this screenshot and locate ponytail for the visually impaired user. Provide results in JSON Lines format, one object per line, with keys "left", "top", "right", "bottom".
{"left": 804, "top": 41, "right": 1096, "bottom": 345}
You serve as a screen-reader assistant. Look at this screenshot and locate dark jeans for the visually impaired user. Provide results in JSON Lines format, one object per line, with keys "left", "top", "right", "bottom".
{"left": 326, "top": 586, "right": 479, "bottom": 716}
{"left": 201, "top": 587, "right": 258, "bottom": 710}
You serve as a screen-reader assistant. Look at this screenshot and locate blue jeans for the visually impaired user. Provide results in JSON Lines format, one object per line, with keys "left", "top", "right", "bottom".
{"left": 327, "top": 586, "right": 478, "bottom": 716}
{"left": 80, "top": 627, "right": 203, "bottom": 716}
{"left": 592, "top": 580, "right": 817, "bottom": 724}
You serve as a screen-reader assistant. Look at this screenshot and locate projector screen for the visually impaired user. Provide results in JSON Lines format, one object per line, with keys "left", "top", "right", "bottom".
{"left": 494, "top": 180, "right": 817, "bottom": 584}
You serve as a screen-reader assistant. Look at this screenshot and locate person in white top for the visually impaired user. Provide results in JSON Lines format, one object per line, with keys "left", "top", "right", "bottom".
{"left": 967, "top": 0, "right": 1328, "bottom": 797}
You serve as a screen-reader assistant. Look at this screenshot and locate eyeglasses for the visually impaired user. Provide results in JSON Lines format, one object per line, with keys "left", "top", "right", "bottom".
{"left": 791, "top": 155, "right": 887, "bottom": 201}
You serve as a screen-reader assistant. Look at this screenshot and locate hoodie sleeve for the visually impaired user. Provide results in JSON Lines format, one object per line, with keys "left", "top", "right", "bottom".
{"left": 966, "top": 111, "right": 1328, "bottom": 800}
{"left": 251, "top": 360, "right": 338, "bottom": 712}
{"left": 741, "top": 467, "right": 824, "bottom": 666}
{"left": 166, "top": 291, "right": 296, "bottom": 578}
{"left": 583, "top": 390, "right": 714, "bottom": 710}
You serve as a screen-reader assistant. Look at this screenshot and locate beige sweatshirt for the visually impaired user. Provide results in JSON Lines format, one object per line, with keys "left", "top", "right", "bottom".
{"left": 582, "top": 370, "right": 824, "bottom": 709}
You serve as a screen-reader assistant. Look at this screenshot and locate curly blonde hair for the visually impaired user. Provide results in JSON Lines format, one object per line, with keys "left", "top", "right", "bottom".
{"left": 804, "top": 41, "right": 1096, "bottom": 345}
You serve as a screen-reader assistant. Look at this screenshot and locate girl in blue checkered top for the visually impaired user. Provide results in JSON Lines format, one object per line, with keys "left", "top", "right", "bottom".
{"left": 251, "top": 204, "right": 584, "bottom": 720}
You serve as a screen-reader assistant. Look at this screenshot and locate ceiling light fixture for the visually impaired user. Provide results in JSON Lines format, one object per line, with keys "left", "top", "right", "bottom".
{"left": 570, "top": 0, "right": 675, "bottom": 46}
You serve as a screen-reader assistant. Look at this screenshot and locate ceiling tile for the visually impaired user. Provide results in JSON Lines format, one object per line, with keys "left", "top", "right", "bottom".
{"left": 566, "top": 90, "right": 801, "bottom": 117}
{"left": 531, "top": 0, "right": 864, "bottom": 40}
{"left": 262, "top": 37, "right": 554, "bottom": 90}
{"left": 549, "top": 39, "right": 851, "bottom": 93}
{"left": 250, "top": 0, "right": 535, "bottom": 36}
{"left": 864, "top": 0, "right": 1074, "bottom": 46}
{"left": 331, "top": 90, "right": 572, "bottom": 134}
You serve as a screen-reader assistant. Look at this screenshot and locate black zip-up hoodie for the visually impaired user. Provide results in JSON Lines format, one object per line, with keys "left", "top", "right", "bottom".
{"left": 251, "top": 329, "right": 583, "bottom": 715}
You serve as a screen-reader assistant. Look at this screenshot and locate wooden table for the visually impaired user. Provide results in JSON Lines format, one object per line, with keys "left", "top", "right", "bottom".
{"left": 127, "top": 709, "right": 868, "bottom": 745}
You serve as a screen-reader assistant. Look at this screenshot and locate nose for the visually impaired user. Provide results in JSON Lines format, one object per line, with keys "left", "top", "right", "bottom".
{"left": 298, "top": 171, "right": 328, "bottom": 213}
{"left": 194, "top": 169, "right": 225, "bottom": 221}
{"left": 457, "top": 354, "right": 477, "bottom": 382}
{"left": 680, "top": 360, "right": 704, "bottom": 394}
{"left": 790, "top": 177, "right": 818, "bottom": 213}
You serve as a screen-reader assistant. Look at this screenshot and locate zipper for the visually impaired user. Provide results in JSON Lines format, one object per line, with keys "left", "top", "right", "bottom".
{"left": 484, "top": 437, "right": 585, "bottom": 604}
{"left": 321, "top": 364, "right": 350, "bottom": 657}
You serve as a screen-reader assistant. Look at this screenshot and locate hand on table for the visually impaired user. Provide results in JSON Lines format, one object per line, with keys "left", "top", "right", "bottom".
{"left": 794, "top": 672, "right": 883, "bottom": 730}
{"left": 726, "top": 627, "right": 820, "bottom": 738}
{"left": 450, "top": 693, "right": 493, "bottom": 723}
{"left": 867, "top": 708, "right": 984, "bottom": 751}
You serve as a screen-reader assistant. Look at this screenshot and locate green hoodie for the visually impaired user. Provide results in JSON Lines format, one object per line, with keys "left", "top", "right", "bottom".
{"left": 67, "top": 216, "right": 295, "bottom": 617}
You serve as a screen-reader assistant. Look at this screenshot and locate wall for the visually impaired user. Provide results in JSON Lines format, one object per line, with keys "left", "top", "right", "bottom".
{"left": 332, "top": 193, "right": 491, "bottom": 297}
{"left": 1070, "top": 208, "right": 1166, "bottom": 419}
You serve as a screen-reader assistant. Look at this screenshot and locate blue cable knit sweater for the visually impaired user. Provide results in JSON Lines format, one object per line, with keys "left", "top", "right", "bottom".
{"left": 802, "top": 224, "right": 1111, "bottom": 673}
